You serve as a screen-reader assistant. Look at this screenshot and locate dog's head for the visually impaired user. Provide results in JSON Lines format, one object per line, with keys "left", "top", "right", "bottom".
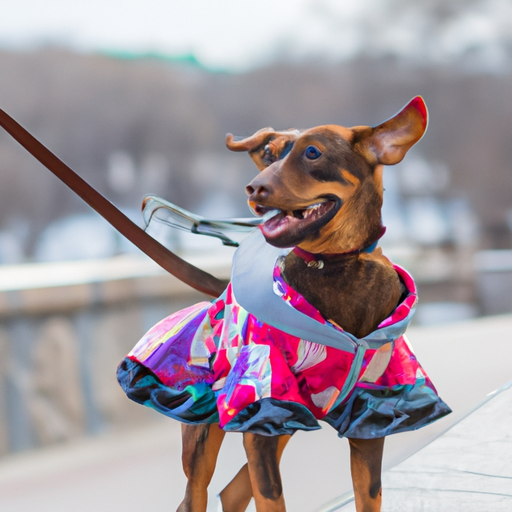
{"left": 226, "top": 97, "right": 428, "bottom": 254}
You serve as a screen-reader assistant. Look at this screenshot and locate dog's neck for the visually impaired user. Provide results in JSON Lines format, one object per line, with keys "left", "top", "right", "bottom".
{"left": 291, "top": 226, "right": 386, "bottom": 269}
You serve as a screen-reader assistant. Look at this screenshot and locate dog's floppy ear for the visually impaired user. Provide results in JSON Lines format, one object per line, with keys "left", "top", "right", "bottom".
{"left": 226, "top": 128, "right": 299, "bottom": 171}
{"left": 355, "top": 96, "right": 428, "bottom": 166}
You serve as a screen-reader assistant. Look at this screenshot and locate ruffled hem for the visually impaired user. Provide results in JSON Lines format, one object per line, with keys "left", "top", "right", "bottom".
{"left": 118, "top": 357, "right": 320, "bottom": 434}
{"left": 118, "top": 357, "right": 450, "bottom": 438}
{"left": 223, "top": 398, "right": 321, "bottom": 435}
{"left": 323, "top": 383, "right": 452, "bottom": 439}
{"left": 117, "top": 357, "right": 219, "bottom": 424}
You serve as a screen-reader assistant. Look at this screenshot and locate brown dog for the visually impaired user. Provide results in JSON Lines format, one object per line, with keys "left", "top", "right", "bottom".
{"left": 175, "top": 97, "right": 432, "bottom": 512}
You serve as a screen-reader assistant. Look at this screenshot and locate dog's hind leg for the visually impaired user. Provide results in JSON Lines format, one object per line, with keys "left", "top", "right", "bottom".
{"left": 177, "top": 423, "right": 225, "bottom": 512}
{"left": 219, "top": 432, "right": 289, "bottom": 512}
{"left": 218, "top": 463, "right": 252, "bottom": 512}
{"left": 220, "top": 434, "right": 291, "bottom": 512}
{"left": 348, "top": 437, "right": 385, "bottom": 512}
{"left": 241, "top": 433, "right": 290, "bottom": 512}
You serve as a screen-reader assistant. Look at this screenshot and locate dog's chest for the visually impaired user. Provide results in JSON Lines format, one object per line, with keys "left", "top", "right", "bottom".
{"left": 281, "top": 252, "right": 402, "bottom": 338}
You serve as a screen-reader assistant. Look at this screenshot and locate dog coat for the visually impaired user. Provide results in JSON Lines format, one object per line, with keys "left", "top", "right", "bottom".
{"left": 118, "top": 231, "right": 451, "bottom": 438}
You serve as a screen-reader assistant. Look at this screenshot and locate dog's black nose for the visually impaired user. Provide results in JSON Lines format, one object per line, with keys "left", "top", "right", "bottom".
{"left": 245, "top": 183, "right": 269, "bottom": 200}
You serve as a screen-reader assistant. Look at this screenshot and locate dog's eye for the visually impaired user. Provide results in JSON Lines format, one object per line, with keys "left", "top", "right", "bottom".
{"left": 305, "top": 145, "right": 322, "bottom": 160}
{"left": 262, "top": 144, "right": 275, "bottom": 164}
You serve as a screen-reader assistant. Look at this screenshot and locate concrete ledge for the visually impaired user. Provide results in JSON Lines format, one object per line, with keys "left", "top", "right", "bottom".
{"left": 0, "top": 252, "right": 231, "bottom": 455}
{"left": 0, "top": 253, "right": 231, "bottom": 316}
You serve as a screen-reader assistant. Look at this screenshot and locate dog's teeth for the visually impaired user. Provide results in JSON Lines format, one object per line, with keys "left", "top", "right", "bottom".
{"left": 291, "top": 203, "right": 325, "bottom": 221}
{"left": 303, "top": 204, "right": 321, "bottom": 218}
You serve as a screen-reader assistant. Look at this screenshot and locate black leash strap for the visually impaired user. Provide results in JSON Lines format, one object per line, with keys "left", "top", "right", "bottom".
{"left": 0, "top": 109, "right": 226, "bottom": 298}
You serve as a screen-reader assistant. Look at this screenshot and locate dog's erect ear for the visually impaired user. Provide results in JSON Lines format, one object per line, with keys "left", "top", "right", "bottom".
{"left": 226, "top": 128, "right": 299, "bottom": 171}
{"left": 355, "top": 96, "right": 428, "bottom": 166}
{"left": 226, "top": 127, "right": 276, "bottom": 153}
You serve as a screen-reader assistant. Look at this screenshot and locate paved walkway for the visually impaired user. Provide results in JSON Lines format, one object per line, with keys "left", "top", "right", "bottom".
{"left": 382, "top": 381, "right": 512, "bottom": 511}
{"left": 0, "top": 314, "right": 511, "bottom": 512}
{"left": 336, "top": 381, "right": 512, "bottom": 511}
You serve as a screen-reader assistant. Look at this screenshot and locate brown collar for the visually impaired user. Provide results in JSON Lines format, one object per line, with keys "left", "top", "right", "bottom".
{"left": 292, "top": 227, "right": 386, "bottom": 269}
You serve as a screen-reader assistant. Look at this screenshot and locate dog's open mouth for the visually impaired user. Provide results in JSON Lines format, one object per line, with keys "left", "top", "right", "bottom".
{"left": 252, "top": 196, "right": 341, "bottom": 247}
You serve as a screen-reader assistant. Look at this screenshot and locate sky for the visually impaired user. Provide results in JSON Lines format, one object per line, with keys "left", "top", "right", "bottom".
{"left": 2, "top": 0, "right": 511, "bottom": 72}
{"left": 1, "top": 0, "right": 368, "bottom": 70}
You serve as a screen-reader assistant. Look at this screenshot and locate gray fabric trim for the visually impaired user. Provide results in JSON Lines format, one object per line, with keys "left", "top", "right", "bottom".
{"left": 231, "top": 230, "right": 410, "bottom": 352}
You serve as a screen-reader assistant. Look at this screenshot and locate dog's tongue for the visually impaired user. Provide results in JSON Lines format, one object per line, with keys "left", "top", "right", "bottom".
{"left": 260, "top": 210, "right": 296, "bottom": 238}
{"left": 258, "top": 201, "right": 335, "bottom": 243}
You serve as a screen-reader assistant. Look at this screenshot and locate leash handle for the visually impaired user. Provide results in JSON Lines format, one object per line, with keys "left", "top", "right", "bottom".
{"left": 142, "top": 194, "right": 262, "bottom": 247}
{"left": 0, "top": 109, "right": 227, "bottom": 298}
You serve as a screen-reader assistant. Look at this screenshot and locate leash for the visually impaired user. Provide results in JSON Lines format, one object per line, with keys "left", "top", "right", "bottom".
{"left": 0, "top": 109, "right": 227, "bottom": 298}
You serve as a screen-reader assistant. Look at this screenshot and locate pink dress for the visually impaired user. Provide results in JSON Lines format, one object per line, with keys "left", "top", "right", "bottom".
{"left": 118, "top": 257, "right": 450, "bottom": 438}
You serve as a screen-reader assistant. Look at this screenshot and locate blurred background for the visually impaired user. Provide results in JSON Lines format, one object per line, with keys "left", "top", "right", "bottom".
{"left": 0, "top": 0, "right": 511, "bottom": 502}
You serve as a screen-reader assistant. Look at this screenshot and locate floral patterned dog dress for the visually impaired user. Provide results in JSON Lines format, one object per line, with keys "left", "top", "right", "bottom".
{"left": 118, "top": 233, "right": 450, "bottom": 438}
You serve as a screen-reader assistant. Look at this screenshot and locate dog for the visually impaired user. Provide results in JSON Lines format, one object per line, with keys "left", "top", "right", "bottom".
{"left": 118, "top": 96, "right": 450, "bottom": 512}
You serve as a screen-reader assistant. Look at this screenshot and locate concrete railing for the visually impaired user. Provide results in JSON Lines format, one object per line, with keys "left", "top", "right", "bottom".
{"left": 0, "top": 253, "right": 230, "bottom": 456}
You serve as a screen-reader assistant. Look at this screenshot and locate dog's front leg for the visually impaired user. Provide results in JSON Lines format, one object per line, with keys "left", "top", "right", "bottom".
{"left": 242, "top": 433, "right": 290, "bottom": 512}
{"left": 348, "top": 437, "right": 385, "bottom": 512}
{"left": 177, "top": 423, "right": 225, "bottom": 512}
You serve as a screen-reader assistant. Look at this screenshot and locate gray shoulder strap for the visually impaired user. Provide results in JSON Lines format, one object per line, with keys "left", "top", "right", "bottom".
{"left": 231, "top": 230, "right": 409, "bottom": 351}
{"left": 231, "top": 230, "right": 362, "bottom": 352}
